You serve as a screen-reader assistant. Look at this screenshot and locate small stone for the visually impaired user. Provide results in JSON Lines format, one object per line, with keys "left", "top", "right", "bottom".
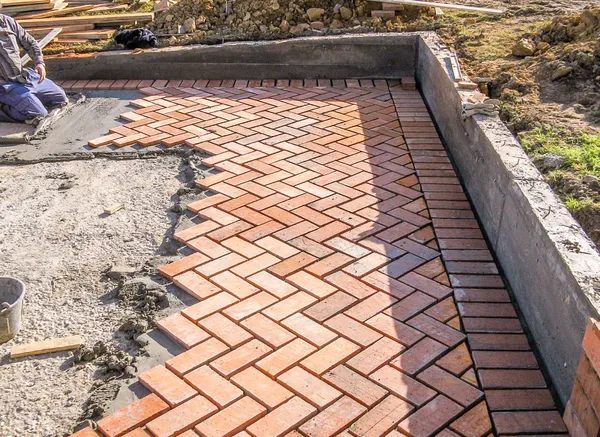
{"left": 340, "top": 6, "right": 352, "bottom": 20}
{"left": 584, "top": 175, "right": 600, "bottom": 190}
{"left": 551, "top": 65, "right": 573, "bottom": 81}
{"left": 310, "top": 21, "right": 324, "bottom": 29}
{"left": 165, "top": 14, "right": 174, "bottom": 21}
{"left": 58, "top": 181, "right": 74, "bottom": 190}
{"left": 106, "top": 265, "right": 136, "bottom": 280}
{"left": 280, "top": 19, "right": 290, "bottom": 32}
{"left": 536, "top": 41, "right": 550, "bottom": 52}
{"left": 512, "top": 38, "right": 535, "bottom": 57}
{"left": 289, "top": 23, "right": 310, "bottom": 34}
{"left": 330, "top": 19, "right": 344, "bottom": 28}
{"left": 183, "top": 17, "right": 196, "bottom": 32}
{"left": 307, "top": 7, "right": 325, "bottom": 21}
{"left": 534, "top": 153, "right": 564, "bottom": 172}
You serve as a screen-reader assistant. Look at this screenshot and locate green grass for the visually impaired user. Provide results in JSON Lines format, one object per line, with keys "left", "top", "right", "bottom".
{"left": 564, "top": 196, "right": 600, "bottom": 212}
{"left": 520, "top": 127, "right": 600, "bottom": 178}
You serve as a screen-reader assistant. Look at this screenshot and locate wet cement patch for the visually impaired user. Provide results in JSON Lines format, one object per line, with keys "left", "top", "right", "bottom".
{"left": 0, "top": 90, "right": 169, "bottom": 163}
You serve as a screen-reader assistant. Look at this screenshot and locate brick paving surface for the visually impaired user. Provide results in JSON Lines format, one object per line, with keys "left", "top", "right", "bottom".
{"left": 75, "top": 80, "right": 567, "bottom": 437}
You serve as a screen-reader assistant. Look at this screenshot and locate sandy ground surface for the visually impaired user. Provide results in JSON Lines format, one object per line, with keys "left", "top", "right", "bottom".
{"left": 0, "top": 157, "right": 185, "bottom": 437}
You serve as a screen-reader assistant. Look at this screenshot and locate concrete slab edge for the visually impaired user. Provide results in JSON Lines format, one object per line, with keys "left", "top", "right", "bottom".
{"left": 416, "top": 32, "right": 600, "bottom": 404}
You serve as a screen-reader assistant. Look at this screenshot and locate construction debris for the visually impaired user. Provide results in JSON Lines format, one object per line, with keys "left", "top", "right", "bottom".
{"left": 461, "top": 100, "right": 500, "bottom": 118}
{"left": 103, "top": 203, "right": 124, "bottom": 215}
{"left": 369, "top": 0, "right": 504, "bottom": 14}
{"left": 11, "top": 335, "right": 85, "bottom": 358}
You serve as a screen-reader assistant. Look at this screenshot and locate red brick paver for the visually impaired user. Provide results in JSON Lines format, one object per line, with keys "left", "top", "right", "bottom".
{"left": 75, "top": 81, "right": 564, "bottom": 437}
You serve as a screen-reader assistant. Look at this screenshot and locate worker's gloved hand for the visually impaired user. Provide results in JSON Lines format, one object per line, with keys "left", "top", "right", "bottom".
{"left": 35, "top": 64, "right": 46, "bottom": 84}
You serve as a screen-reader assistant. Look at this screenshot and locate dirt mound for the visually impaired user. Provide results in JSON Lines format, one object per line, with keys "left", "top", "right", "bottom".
{"left": 148, "top": 0, "right": 431, "bottom": 40}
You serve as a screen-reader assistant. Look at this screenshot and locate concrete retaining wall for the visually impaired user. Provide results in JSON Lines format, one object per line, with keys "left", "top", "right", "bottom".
{"left": 46, "top": 34, "right": 418, "bottom": 80}
{"left": 416, "top": 33, "right": 600, "bottom": 404}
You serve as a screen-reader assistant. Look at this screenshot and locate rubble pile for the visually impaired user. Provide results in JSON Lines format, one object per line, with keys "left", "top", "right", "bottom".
{"left": 148, "top": 0, "right": 431, "bottom": 40}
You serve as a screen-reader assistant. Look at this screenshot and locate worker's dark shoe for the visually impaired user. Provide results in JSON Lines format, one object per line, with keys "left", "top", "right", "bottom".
{"left": 47, "top": 101, "right": 68, "bottom": 111}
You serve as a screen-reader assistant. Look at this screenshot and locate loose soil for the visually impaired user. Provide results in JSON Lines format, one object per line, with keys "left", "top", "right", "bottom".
{"left": 0, "top": 157, "right": 188, "bottom": 437}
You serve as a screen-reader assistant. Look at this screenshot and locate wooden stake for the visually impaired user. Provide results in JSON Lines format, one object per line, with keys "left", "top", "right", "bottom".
{"left": 21, "top": 27, "right": 62, "bottom": 66}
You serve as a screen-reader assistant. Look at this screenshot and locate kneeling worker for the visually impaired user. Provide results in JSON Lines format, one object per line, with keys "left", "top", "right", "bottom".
{"left": 0, "top": 13, "right": 67, "bottom": 124}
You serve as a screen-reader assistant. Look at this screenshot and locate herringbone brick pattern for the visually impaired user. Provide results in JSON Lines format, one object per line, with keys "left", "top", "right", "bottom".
{"left": 75, "top": 81, "right": 566, "bottom": 437}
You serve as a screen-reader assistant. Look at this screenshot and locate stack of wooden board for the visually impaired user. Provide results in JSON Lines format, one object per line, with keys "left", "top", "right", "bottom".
{"left": 1, "top": 0, "right": 154, "bottom": 44}
{"left": 17, "top": 12, "right": 154, "bottom": 43}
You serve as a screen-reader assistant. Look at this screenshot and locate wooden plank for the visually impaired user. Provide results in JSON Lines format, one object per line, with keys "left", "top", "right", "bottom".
{"left": 2, "top": 0, "right": 52, "bottom": 6}
{"left": 88, "top": 4, "right": 128, "bottom": 12}
{"left": 21, "top": 27, "right": 62, "bottom": 65}
{"left": 369, "top": 0, "right": 504, "bottom": 14}
{"left": 18, "top": 12, "right": 154, "bottom": 27}
{"left": 11, "top": 335, "right": 84, "bottom": 358}
{"left": 18, "top": 5, "right": 95, "bottom": 20}
{"left": 58, "top": 29, "right": 115, "bottom": 40}
{"left": 3, "top": 2, "right": 60, "bottom": 15}
{"left": 27, "top": 23, "right": 94, "bottom": 37}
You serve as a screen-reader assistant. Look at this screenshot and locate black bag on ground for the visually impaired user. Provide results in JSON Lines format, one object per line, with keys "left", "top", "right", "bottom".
{"left": 114, "top": 28, "right": 157, "bottom": 49}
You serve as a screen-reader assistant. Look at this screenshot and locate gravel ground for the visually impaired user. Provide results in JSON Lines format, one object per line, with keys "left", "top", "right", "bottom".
{"left": 0, "top": 156, "right": 185, "bottom": 437}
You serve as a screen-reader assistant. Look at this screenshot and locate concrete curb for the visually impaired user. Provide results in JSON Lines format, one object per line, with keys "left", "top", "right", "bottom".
{"left": 416, "top": 32, "right": 600, "bottom": 404}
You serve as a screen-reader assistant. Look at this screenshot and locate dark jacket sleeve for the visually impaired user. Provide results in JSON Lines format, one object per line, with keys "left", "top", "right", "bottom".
{"left": 8, "top": 15, "right": 44, "bottom": 66}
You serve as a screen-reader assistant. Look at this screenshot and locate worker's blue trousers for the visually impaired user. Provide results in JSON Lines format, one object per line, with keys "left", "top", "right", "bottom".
{"left": 0, "top": 68, "right": 67, "bottom": 122}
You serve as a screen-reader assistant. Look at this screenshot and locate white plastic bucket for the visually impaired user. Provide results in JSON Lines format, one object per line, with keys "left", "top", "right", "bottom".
{"left": 0, "top": 277, "right": 25, "bottom": 344}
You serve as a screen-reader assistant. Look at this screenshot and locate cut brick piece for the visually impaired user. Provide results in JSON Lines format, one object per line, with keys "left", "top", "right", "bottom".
{"left": 210, "top": 339, "right": 272, "bottom": 377}
{"left": 300, "top": 337, "right": 361, "bottom": 376}
{"left": 185, "top": 366, "right": 243, "bottom": 408}
{"left": 262, "top": 292, "right": 317, "bottom": 321}
{"left": 159, "top": 253, "right": 210, "bottom": 279}
{"left": 365, "top": 313, "right": 424, "bottom": 346}
{"left": 491, "top": 411, "right": 567, "bottom": 435}
{"left": 139, "top": 365, "right": 197, "bottom": 407}
{"left": 257, "top": 338, "right": 317, "bottom": 377}
{"left": 449, "top": 401, "right": 492, "bottom": 437}
{"left": 241, "top": 313, "right": 296, "bottom": 348}
{"left": 182, "top": 292, "right": 239, "bottom": 322}
{"left": 324, "top": 313, "right": 382, "bottom": 347}
{"left": 166, "top": 337, "right": 229, "bottom": 377}
{"left": 369, "top": 365, "right": 437, "bottom": 407}
{"left": 436, "top": 343, "right": 473, "bottom": 375}
{"left": 174, "top": 271, "right": 222, "bottom": 300}
{"left": 323, "top": 365, "right": 387, "bottom": 407}
{"left": 417, "top": 365, "right": 483, "bottom": 407}
{"left": 222, "top": 291, "right": 279, "bottom": 321}
{"left": 351, "top": 395, "right": 414, "bottom": 437}
{"left": 277, "top": 366, "right": 343, "bottom": 410}
{"left": 145, "top": 395, "right": 218, "bottom": 437}
{"left": 231, "top": 366, "right": 294, "bottom": 410}
{"left": 157, "top": 313, "right": 210, "bottom": 349}
{"left": 390, "top": 337, "right": 447, "bottom": 375}
{"left": 97, "top": 394, "right": 169, "bottom": 437}
{"left": 282, "top": 313, "right": 337, "bottom": 347}
{"left": 398, "top": 395, "right": 463, "bottom": 437}
{"left": 246, "top": 396, "right": 317, "bottom": 437}
{"left": 195, "top": 396, "right": 267, "bottom": 437}
{"left": 247, "top": 271, "right": 298, "bottom": 299}
{"left": 303, "top": 291, "right": 357, "bottom": 322}
{"left": 299, "top": 396, "right": 367, "bottom": 437}
{"left": 346, "top": 337, "right": 406, "bottom": 375}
